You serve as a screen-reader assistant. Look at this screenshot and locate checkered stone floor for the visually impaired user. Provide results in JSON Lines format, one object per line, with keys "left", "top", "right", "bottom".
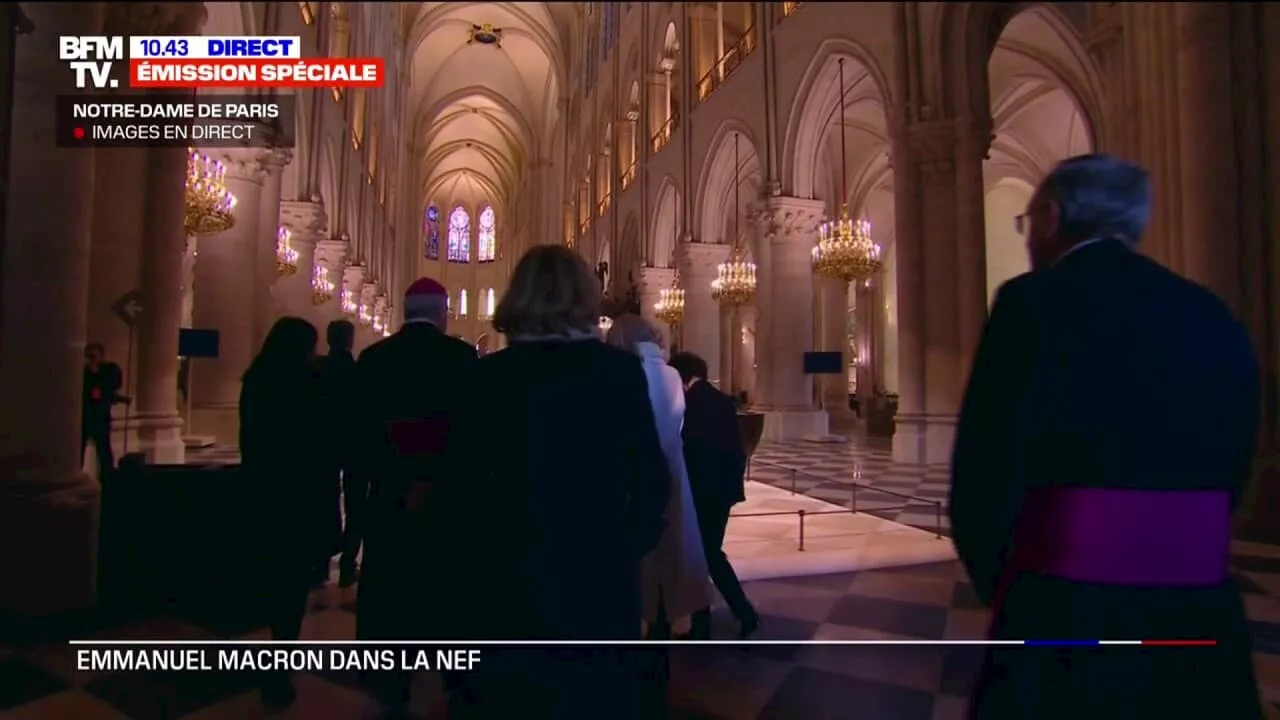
{"left": 5, "top": 543, "right": 1280, "bottom": 719}
{"left": 750, "top": 440, "right": 953, "bottom": 535}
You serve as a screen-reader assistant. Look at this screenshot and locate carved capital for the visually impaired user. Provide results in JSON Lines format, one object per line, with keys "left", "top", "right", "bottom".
{"left": 904, "top": 121, "right": 959, "bottom": 187}
{"left": 342, "top": 264, "right": 365, "bottom": 292}
{"left": 314, "top": 239, "right": 348, "bottom": 272}
{"left": 212, "top": 146, "right": 274, "bottom": 184}
{"left": 279, "top": 200, "right": 327, "bottom": 242}
{"left": 638, "top": 266, "right": 676, "bottom": 294}
{"left": 677, "top": 241, "right": 730, "bottom": 276}
{"left": 752, "top": 196, "right": 825, "bottom": 245}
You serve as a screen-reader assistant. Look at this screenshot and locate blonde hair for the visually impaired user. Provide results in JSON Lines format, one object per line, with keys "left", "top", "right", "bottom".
{"left": 604, "top": 313, "right": 660, "bottom": 355}
{"left": 493, "top": 244, "right": 601, "bottom": 336}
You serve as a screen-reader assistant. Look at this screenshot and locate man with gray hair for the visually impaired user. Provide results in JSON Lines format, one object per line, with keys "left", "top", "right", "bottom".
{"left": 951, "top": 154, "right": 1262, "bottom": 718}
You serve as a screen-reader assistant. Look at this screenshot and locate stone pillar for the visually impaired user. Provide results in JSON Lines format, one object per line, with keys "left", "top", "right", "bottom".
{"left": 853, "top": 279, "right": 878, "bottom": 403}
{"left": 279, "top": 200, "right": 327, "bottom": 322}
{"left": 0, "top": 1, "right": 105, "bottom": 618}
{"left": 817, "top": 276, "right": 854, "bottom": 422}
{"left": 86, "top": 148, "right": 146, "bottom": 460}
{"left": 313, "top": 237, "right": 348, "bottom": 323}
{"left": 638, "top": 266, "right": 676, "bottom": 350}
{"left": 255, "top": 149, "right": 291, "bottom": 346}
{"left": 134, "top": 146, "right": 191, "bottom": 464}
{"left": 1175, "top": 3, "right": 1241, "bottom": 315}
{"left": 890, "top": 120, "right": 980, "bottom": 464}
{"left": 718, "top": 303, "right": 736, "bottom": 396}
{"left": 189, "top": 148, "right": 271, "bottom": 444}
{"left": 677, "top": 241, "right": 728, "bottom": 385}
{"left": 752, "top": 196, "right": 827, "bottom": 441}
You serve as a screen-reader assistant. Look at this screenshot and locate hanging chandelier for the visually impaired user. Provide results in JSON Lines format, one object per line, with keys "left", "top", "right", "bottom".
{"left": 812, "top": 58, "right": 882, "bottom": 283}
{"left": 184, "top": 148, "right": 237, "bottom": 236}
{"left": 380, "top": 306, "right": 393, "bottom": 337}
{"left": 311, "top": 265, "right": 335, "bottom": 305}
{"left": 275, "top": 226, "right": 298, "bottom": 276}
{"left": 340, "top": 287, "right": 358, "bottom": 316}
{"left": 712, "top": 132, "right": 757, "bottom": 307}
{"left": 813, "top": 209, "right": 882, "bottom": 282}
{"left": 358, "top": 296, "right": 374, "bottom": 326}
{"left": 654, "top": 275, "right": 685, "bottom": 326}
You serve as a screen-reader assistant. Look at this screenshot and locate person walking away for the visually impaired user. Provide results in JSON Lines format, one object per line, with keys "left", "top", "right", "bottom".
{"left": 351, "top": 277, "right": 476, "bottom": 712}
{"left": 668, "top": 351, "right": 759, "bottom": 639}
{"left": 238, "top": 317, "right": 328, "bottom": 709}
{"left": 605, "top": 315, "right": 710, "bottom": 639}
{"left": 951, "top": 154, "right": 1263, "bottom": 720}
{"left": 442, "top": 246, "right": 669, "bottom": 719}
{"left": 316, "top": 319, "right": 360, "bottom": 587}
{"left": 82, "top": 342, "right": 129, "bottom": 480}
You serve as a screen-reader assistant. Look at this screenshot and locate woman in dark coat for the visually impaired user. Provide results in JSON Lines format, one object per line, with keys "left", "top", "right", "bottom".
{"left": 441, "top": 245, "right": 671, "bottom": 719}
{"left": 238, "top": 316, "right": 331, "bottom": 707}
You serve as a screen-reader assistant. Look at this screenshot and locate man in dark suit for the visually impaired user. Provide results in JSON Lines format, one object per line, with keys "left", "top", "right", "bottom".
{"left": 952, "top": 154, "right": 1262, "bottom": 719}
{"left": 82, "top": 342, "right": 130, "bottom": 480}
{"left": 315, "top": 320, "right": 360, "bottom": 587}
{"left": 352, "top": 277, "right": 476, "bottom": 711}
{"left": 669, "top": 351, "right": 759, "bottom": 639}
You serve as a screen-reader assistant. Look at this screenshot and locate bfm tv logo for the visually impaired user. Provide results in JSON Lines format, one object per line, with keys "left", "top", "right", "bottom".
{"left": 59, "top": 36, "right": 123, "bottom": 89}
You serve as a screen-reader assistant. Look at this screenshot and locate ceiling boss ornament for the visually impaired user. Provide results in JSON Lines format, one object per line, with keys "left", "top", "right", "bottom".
{"left": 812, "top": 58, "right": 882, "bottom": 283}
{"left": 184, "top": 148, "right": 236, "bottom": 236}
{"left": 468, "top": 23, "right": 504, "bottom": 47}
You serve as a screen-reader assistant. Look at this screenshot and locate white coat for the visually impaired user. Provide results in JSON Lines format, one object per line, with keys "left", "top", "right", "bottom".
{"left": 636, "top": 342, "right": 711, "bottom": 632}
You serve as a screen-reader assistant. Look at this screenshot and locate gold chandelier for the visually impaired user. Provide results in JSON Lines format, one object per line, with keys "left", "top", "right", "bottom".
{"left": 184, "top": 148, "right": 237, "bottom": 236}
{"left": 340, "top": 287, "right": 358, "bottom": 316}
{"left": 371, "top": 299, "right": 386, "bottom": 334}
{"left": 275, "top": 226, "right": 298, "bottom": 277}
{"left": 654, "top": 274, "right": 685, "bottom": 326}
{"left": 311, "top": 265, "right": 335, "bottom": 305}
{"left": 380, "top": 306, "right": 393, "bottom": 337}
{"left": 358, "top": 298, "right": 374, "bottom": 326}
{"left": 712, "top": 132, "right": 756, "bottom": 307}
{"left": 812, "top": 57, "right": 882, "bottom": 283}
{"left": 813, "top": 209, "right": 882, "bottom": 281}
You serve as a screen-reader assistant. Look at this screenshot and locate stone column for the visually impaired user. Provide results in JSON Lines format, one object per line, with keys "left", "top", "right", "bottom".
{"left": 817, "top": 276, "right": 854, "bottom": 422}
{"left": 86, "top": 147, "right": 146, "bottom": 459}
{"left": 890, "top": 120, "right": 972, "bottom": 464}
{"left": 638, "top": 266, "right": 676, "bottom": 350}
{"left": 752, "top": 195, "right": 827, "bottom": 441}
{"left": 853, "top": 279, "right": 878, "bottom": 403}
{"left": 255, "top": 149, "right": 291, "bottom": 347}
{"left": 279, "top": 200, "right": 327, "bottom": 322}
{"left": 313, "top": 237, "right": 348, "bottom": 323}
{"left": 134, "top": 145, "right": 191, "bottom": 464}
{"left": 1175, "top": 3, "right": 1241, "bottom": 315}
{"left": 718, "top": 303, "right": 735, "bottom": 396}
{"left": 189, "top": 148, "right": 270, "bottom": 444}
{"left": 0, "top": 1, "right": 105, "bottom": 618}
{"left": 676, "top": 241, "right": 728, "bottom": 385}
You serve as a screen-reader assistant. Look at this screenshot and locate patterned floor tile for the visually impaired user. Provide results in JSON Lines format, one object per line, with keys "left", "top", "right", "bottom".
{"left": 0, "top": 689, "right": 132, "bottom": 720}
{"left": 846, "top": 571, "right": 958, "bottom": 607}
{"left": 825, "top": 595, "right": 950, "bottom": 639}
{"left": 759, "top": 666, "right": 936, "bottom": 720}
{"left": 82, "top": 669, "right": 261, "bottom": 720}
{"left": 0, "top": 658, "right": 71, "bottom": 712}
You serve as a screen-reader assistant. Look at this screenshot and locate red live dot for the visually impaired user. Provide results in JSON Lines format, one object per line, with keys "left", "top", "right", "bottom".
{"left": 73, "top": 127, "right": 86, "bottom": 140}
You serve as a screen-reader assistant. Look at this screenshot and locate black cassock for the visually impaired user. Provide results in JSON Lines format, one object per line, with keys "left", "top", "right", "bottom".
{"left": 351, "top": 322, "right": 476, "bottom": 640}
{"left": 951, "top": 240, "right": 1263, "bottom": 719}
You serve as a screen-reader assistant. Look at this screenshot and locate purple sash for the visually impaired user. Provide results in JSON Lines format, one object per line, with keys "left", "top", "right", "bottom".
{"left": 1010, "top": 486, "right": 1230, "bottom": 587}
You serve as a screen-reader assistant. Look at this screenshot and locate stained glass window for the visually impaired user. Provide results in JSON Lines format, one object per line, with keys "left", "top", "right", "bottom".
{"left": 447, "top": 205, "right": 471, "bottom": 263}
{"left": 425, "top": 205, "right": 440, "bottom": 259}
{"left": 478, "top": 205, "right": 496, "bottom": 262}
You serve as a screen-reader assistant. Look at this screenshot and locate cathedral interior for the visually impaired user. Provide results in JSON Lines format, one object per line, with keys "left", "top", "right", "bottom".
{"left": 3, "top": 2, "right": 1280, "bottom": 718}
